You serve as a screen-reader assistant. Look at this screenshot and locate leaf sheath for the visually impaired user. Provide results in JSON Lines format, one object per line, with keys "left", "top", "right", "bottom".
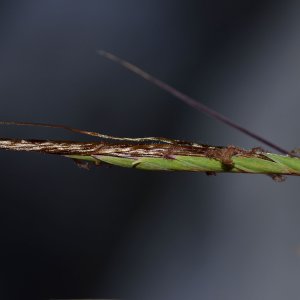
{"left": 0, "top": 137, "right": 299, "bottom": 176}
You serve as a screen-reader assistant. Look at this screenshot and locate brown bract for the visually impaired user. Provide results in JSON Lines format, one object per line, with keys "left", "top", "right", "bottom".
{"left": 0, "top": 138, "right": 267, "bottom": 165}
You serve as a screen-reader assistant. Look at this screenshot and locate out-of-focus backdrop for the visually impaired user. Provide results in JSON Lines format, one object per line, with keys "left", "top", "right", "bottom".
{"left": 0, "top": 1, "right": 300, "bottom": 299}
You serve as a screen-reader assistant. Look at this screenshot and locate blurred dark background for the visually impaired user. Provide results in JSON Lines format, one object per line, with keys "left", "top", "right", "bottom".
{"left": 0, "top": 1, "right": 300, "bottom": 299}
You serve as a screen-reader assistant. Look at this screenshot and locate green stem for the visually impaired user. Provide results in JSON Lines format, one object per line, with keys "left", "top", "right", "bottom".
{"left": 0, "top": 136, "right": 299, "bottom": 177}
{"left": 66, "top": 152, "right": 300, "bottom": 176}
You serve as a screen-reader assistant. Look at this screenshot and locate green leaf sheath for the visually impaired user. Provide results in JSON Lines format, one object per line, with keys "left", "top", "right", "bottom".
{"left": 0, "top": 137, "right": 299, "bottom": 176}
{"left": 66, "top": 153, "right": 300, "bottom": 175}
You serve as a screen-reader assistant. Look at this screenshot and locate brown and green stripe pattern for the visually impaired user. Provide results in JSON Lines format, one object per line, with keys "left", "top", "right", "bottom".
{"left": 1, "top": 137, "right": 300, "bottom": 177}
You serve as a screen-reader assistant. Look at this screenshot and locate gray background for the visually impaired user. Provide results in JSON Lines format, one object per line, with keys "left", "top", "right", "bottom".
{"left": 0, "top": 1, "right": 300, "bottom": 299}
